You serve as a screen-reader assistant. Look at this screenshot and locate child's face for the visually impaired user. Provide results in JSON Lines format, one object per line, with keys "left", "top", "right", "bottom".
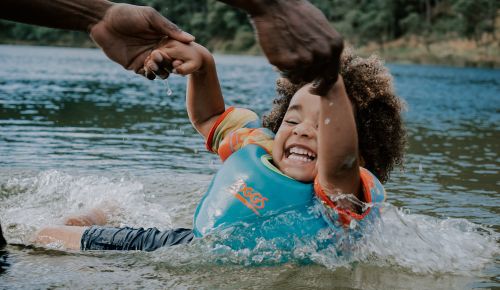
{"left": 272, "top": 84, "right": 319, "bottom": 182}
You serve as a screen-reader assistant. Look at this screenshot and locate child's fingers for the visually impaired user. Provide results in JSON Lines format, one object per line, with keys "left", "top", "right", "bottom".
{"left": 172, "top": 60, "right": 183, "bottom": 68}
{"left": 145, "top": 50, "right": 174, "bottom": 78}
{"left": 172, "top": 60, "right": 199, "bottom": 75}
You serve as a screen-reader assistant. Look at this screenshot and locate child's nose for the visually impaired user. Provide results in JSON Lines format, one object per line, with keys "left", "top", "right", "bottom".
{"left": 293, "top": 123, "right": 315, "bottom": 137}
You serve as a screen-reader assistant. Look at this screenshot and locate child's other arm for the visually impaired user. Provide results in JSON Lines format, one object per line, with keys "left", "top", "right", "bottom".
{"left": 317, "top": 76, "right": 361, "bottom": 200}
{"left": 147, "top": 41, "right": 225, "bottom": 139}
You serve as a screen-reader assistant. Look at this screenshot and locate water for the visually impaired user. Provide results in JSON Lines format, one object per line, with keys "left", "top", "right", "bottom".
{"left": 0, "top": 45, "right": 498, "bottom": 289}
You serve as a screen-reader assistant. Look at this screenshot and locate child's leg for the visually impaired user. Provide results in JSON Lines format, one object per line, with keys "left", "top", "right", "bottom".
{"left": 34, "top": 226, "right": 86, "bottom": 250}
{"left": 80, "top": 227, "right": 194, "bottom": 251}
{"left": 35, "top": 225, "right": 194, "bottom": 251}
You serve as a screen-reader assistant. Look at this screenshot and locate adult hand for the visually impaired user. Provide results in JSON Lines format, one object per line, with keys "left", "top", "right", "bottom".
{"left": 90, "top": 3, "right": 194, "bottom": 79}
{"left": 223, "top": 0, "right": 344, "bottom": 95}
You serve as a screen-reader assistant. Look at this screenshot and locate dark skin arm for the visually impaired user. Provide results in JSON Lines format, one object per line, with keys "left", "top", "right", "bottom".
{"left": 0, "top": 0, "right": 194, "bottom": 76}
{"left": 221, "top": 0, "right": 344, "bottom": 95}
{"left": 2, "top": 0, "right": 342, "bottom": 91}
{"left": 147, "top": 0, "right": 343, "bottom": 94}
{"left": 0, "top": 0, "right": 111, "bottom": 31}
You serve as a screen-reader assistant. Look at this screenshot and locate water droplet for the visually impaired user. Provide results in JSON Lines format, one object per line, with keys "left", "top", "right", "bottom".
{"left": 324, "top": 118, "right": 331, "bottom": 125}
{"left": 165, "top": 79, "right": 173, "bottom": 95}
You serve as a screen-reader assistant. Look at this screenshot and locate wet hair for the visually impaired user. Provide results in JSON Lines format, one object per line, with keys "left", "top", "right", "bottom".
{"left": 262, "top": 48, "right": 406, "bottom": 183}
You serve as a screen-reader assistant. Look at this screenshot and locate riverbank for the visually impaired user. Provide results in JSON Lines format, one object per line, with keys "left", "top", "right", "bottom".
{"left": 356, "top": 36, "right": 499, "bottom": 68}
{"left": 1, "top": 36, "right": 498, "bottom": 69}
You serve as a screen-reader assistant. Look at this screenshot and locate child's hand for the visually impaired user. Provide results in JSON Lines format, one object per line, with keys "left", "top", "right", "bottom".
{"left": 145, "top": 40, "right": 211, "bottom": 78}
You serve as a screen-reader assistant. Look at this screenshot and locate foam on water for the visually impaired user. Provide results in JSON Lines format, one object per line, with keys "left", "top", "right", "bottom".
{"left": 0, "top": 170, "right": 172, "bottom": 244}
{"left": 154, "top": 204, "right": 498, "bottom": 275}
{"left": 0, "top": 170, "right": 498, "bottom": 276}
{"left": 344, "top": 205, "right": 498, "bottom": 274}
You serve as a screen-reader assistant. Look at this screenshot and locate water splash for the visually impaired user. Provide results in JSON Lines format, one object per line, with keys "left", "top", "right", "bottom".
{"left": 1, "top": 171, "right": 497, "bottom": 276}
{"left": 0, "top": 170, "right": 172, "bottom": 244}
{"left": 152, "top": 203, "right": 498, "bottom": 275}
{"left": 352, "top": 204, "right": 499, "bottom": 274}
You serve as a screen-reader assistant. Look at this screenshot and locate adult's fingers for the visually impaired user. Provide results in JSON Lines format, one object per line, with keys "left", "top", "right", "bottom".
{"left": 280, "top": 65, "right": 319, "bottom": 84}
{"left": 148, "top": 8, "right": 194, "bottom": 43}
{"left": 309, "top": 74, "right": 339, "bottom": 96}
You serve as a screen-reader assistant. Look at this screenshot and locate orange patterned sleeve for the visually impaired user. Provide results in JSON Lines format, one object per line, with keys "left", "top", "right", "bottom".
{"left": 204, "top": 107, "right": 274, "bottom": 161}
{"left": 314, "top": 168, "right": 386, "bottom": 226}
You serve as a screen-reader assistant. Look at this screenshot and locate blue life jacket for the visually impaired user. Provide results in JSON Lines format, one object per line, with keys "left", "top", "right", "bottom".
{"left": 193, "top": 144, "right": 385, "bottom": 250}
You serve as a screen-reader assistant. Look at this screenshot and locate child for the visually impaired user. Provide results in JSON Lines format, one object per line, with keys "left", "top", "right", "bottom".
{"left": 34, "top": 40, "right": 405, "bottom": 252}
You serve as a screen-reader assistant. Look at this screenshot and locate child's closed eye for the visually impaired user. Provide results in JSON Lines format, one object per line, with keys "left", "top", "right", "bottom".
{"left": 285, "top": 119, "right": 299, "bottom": 125}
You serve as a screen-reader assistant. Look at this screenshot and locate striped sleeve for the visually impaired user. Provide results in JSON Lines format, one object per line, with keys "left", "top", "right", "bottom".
{"left": 205, "top": 107, "right": 274, "bottom": 161}
{"left": 205, "top": 107, "right": 259, "bottom": 153}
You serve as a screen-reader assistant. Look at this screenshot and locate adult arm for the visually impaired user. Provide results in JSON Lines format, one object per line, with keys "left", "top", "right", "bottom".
{"left": 317, "top": 76, "right": 361, "bottom": 203}
{"left": 0, "top": 0, "right": 194, "bottom": 76}
{"left": 219, "top": 0, "right": 344, "bottom": 94}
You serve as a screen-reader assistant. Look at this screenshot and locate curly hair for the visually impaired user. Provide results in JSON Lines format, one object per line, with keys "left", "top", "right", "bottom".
{"left": 262, "top": 49, "right": 406, "bottom": 183}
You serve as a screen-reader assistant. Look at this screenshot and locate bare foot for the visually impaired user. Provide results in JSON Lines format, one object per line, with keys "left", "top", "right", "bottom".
{"left": 34, "top": 226, "right": 86, "bottom": 250}
{"left": 64, "top": 209, "right": 107, "bottom": 226}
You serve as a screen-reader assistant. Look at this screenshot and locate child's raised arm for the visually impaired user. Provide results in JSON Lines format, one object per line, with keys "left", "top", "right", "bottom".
{"left": 317, "top": 77, "right": 361, "bottom": 204}
{"left": 147, "top": 40, "right": 225, "bottom": 138}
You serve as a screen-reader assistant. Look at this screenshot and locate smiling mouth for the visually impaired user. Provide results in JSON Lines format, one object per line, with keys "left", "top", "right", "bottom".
{"left": 285, "top": 146, "right": 317, "bottom": 162}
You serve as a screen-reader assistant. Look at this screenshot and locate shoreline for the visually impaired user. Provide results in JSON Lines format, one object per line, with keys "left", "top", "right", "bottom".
{"left": 1, "top": 37, "right": 498, "bottom": 69}
{"left": 355, "top": 36, "right": 499, "bottom": 69}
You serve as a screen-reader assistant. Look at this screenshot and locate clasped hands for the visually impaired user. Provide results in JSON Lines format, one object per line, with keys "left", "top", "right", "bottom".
{"left": 90, "top": 1, "right": 344, "bottom": 94}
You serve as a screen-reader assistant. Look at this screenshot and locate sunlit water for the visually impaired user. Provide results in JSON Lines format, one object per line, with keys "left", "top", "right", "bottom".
{"left": 0, "top": 45, "right": 498, "bottom": 289}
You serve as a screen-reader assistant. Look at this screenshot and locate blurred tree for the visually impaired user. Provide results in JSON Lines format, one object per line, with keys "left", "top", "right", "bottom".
{"left": 0, "top": 0, "right": 497, "bottom": 52}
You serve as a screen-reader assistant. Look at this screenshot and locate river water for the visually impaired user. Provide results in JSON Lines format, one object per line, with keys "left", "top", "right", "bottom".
{"left": 0, "top": 45, "right": 498, "bottom": 289}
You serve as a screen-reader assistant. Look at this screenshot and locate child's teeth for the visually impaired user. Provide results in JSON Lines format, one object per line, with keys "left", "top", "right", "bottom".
{"left": 289, "top": 146, "right": 315, "bottom": 159}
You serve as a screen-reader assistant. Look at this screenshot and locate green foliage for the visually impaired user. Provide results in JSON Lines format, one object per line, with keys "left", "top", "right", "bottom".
{"left": 0, "top": 0, "right": 497, "bottom": 50}
{"left": 452, "top": 0, "right": 497, "bottom": 41}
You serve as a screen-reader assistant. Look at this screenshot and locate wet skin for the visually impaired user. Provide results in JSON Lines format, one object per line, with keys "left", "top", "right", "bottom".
{"left": 272, "top": 85, "right": 320, "bottom": 182}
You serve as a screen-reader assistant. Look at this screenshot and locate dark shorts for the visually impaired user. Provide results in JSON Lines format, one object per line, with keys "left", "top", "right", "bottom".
{"left": 81, "top": 226, "right": 194, "bottom": 251}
